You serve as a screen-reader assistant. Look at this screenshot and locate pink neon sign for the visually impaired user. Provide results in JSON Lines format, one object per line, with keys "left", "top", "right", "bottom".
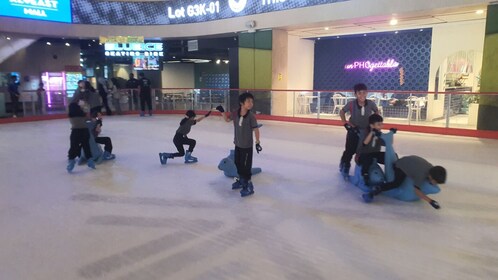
{"left": 344, "top": 59, "right": 400, "bottom": 71}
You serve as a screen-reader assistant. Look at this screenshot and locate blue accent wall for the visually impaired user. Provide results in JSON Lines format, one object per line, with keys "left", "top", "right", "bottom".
{"left": 313, "top": 29, "right": 432, "bottom": 91}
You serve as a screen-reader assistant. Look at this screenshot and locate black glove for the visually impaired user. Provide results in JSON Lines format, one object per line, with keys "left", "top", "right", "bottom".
{"left": 255, "top": 143, "right": 262, "bottom": 154}
{"left": 204, "top": 110, "right": 212, "bottom": 117}
{"left": 373, "top": 129, "right": 382, "bottom": 137}
{"left": 216, "top": 105, "right": 225, "bottom": 113}
{"left": 430, "top": 200, "right": 441, "bottom": 210}
{"left": 390, "top": 128, "right": 398, "bottom": 133}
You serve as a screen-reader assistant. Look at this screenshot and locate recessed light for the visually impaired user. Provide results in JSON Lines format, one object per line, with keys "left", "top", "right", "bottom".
{"left": 420, "top": 29, "right": 423, "bottom": 32}
{"left": 224, "top": 60, "right": 229, "bottom": 64}
{"left": 216, "top": 59, "right": 221, "bottom": 64}
{"left": 336, "top": 36, "right": 340, "bottom": 39}
{"left": 390, "top": 18, "right": 398, "bottom": 26}
{"left": 395, "top": 31, "right": 399, "bottom": 34}
{"left": 317, "top": 37, "right": 321, "bottom": 40}
{"left": 46, "top": 42, "right": 52, "bottom": 45}
{"left": 92, "top": 39, "right": 96, "bottom": 42}
{"left": 363, "top": 34, "right": 367, "bottom": 36}
{"left": 476, "top": 10, "right": 484, "bottom": 15}
{"left": 324, "top": 27, "right": 329, "bottom": 31}
{"left": 65, "top": 42, "right": 70, "bottom": 46}
{"left": 6, "top": 37, "right": 11, "bottom": 40}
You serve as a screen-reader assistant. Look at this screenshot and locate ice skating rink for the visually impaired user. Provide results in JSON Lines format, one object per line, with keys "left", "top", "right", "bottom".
{"left": 1, "top": 115, "right": 498, "bottom": 280}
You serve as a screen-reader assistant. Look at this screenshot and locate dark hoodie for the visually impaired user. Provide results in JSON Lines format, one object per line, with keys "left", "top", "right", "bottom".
{"left": 68, "top": 102, "right": 87, "bottom": 129}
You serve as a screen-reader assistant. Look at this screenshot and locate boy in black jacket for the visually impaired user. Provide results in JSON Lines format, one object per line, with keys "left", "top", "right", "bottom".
{"left": 159, "top": 109, "right": 212, "bottom": 164}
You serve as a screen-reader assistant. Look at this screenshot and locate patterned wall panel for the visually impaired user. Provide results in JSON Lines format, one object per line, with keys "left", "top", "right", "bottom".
{"left": 72, "top": 0, "right": 348, "bottom": 25}
{"left": 313, "top": 29, "right": 432, "bottom": 91}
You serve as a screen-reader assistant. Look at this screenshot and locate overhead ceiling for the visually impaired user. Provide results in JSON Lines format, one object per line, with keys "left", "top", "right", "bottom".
{"left": 286, "top": 5, "right": 487, "bottom": 38}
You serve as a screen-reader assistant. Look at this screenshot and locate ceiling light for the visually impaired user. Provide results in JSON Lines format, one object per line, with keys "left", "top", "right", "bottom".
{"left": 6, "top": 37, "right": 11, "bottom": 40}
{"left": 216, "top": 59, "right": 221, "bottom": 64}
{"left": 324, "top": 27, "right": 329, "bottom": 31}
{"left": 223, "top": 60, "right": 229, "bottom": 64}
{"left": 92, "top": 39, "right": 96, "bottom": 42}
{"left": 167, "top": 61, "right": 181, "bottom": 63}
{"left": 420, "top": 29, "right": 423, "bottom": 32}
{"left": 317, "top": 37, "right": 321, "bottom": 40}
{"left": 476, "top": 10, "right": 484, "bottom": 15}
{"left": 336, "top": 36, "right": 340, "bottom": 39}
{"left": 395, "top": 31, "right": 399, "bottom": 34}
{"left": 65, "top": 42, "right": 71, "bottom": 46}
{"left": 389, "top": 18, "right": 398, "bottom": 26}
{"left": 46, "top": 42, "right": 52, "bottom": 45}
{"left": 363, "top": 34, "right": 367, "bottom": 36}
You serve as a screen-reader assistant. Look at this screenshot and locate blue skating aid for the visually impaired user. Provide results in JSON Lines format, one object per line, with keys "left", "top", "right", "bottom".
{"left": 218, "top": 150, "right": 262, "bottom": 178}
{"left": 350, "top": 129, "right": 441, "bottom": 202}
{"left": 79, "top": 120, "right": 104, "bottom": 165}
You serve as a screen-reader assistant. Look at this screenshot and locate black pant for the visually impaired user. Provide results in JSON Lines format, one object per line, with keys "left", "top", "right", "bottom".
{"left": 359, "top": 152, "right": 385, "bottom": 176}
{"left": 140, "top": 92, "right": 152, "bottom": 112}
{"left": 68, "top": 128, "right": 92, "bottom": 160}
{"left": 95, "top": 137, "right": 113, "bottom": 153}
{"left": 235, "top": 146, "right": 253, "bottom": 181}
{"left": 374, "top": 166, "right": 407, "bottom": 194}
{"left": 340, "top": 130, "right": 359, "bottom": 168}
{"left": 100, "top": 93, "right": 112, "bottom": 115}
{"left": 11, "top": 96, "right": 19, "bottom": 116}
{"left": 171, "top": 133, "right": 196, "bottom": 157}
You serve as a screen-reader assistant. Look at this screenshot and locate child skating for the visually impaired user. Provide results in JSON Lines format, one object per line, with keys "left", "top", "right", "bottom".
{"left": 67, "top": 98, "right": 96, "bottom": 172}
{"left": 217, "top": 92, "right": 262, "bottom": 197}
{"left": 339, "top": 83, "right": 379, "bottom": 179}
{"left": 159, "top": 109, "right": 212, "bottom": 165}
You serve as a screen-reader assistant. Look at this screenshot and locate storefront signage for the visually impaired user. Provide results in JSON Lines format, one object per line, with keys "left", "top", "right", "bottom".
{"left": 344, "top": 59, "right": 400, "bottom": 72}
{"left": 0, "top": 0, "right": 72, "bottom": 23}
{"left": 71, "top": 0, "right": 348, "bottom": 25}
{"left": 100, "top": 36, "right": 145, "bottom": 44}
{"left": 104, "top": 43, "right": 164, "bottom": 57}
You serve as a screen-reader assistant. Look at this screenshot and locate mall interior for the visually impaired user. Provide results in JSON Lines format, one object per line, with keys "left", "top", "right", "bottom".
{"left": 1, "top": 0, "right": 498, "bottom": 279}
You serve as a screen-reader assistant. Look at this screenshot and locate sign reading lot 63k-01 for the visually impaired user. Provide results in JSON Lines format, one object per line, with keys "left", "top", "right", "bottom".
{"left": 71, "top": 0, "right": 348, "bottom": 25}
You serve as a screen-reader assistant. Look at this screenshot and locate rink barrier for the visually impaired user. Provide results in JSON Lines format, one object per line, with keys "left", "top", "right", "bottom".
{"left": 2, "top": 88, "right": 498, "bottom": 139}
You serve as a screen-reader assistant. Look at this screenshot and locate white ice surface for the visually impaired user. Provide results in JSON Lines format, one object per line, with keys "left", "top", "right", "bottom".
{"left": 1, "top": 115, "right": 498, "bottom": 280}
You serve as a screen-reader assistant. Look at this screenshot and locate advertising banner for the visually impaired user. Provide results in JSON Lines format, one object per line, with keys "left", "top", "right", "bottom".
{"left": 0, "top": 0, "right": 72, "bottom": 23}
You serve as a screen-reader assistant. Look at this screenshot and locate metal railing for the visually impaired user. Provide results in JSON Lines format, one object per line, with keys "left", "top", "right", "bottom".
{"left": 1, "top": 88, "right": 491, "bottom": 131}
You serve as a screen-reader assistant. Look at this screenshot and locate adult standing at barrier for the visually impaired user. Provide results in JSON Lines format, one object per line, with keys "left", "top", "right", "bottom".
{"left": 98, "top": 78, "right": 112, "bottom": 116}
{"left": 8, "top": 75, "right": 20, "bottom": 118}
{"left": 36, "top": 82, "right": 45, "bottom": 114}
{"left": 108, "top": 78, "right": 121, "bottom": 115}
{"left": 126, "top": 73, "right": 139, "bottom": 109}
{"left": 138, "top": 72, "right": 152, "bottom": 117}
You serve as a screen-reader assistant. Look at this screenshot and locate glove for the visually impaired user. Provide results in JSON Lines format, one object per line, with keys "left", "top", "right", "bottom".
{"left": 216, "top": 105, "right": 225, "bottom": 113}
{"left": 430, "top": 200, "right": 441, "bottom": 210}
{"left": 390, "top": 128, "right": 398, "bottom": 133}
{"left": 255, "top": 142, "right": 262, "bottom": 154}
{"left": 204, "top": 110, "right": 212, "bottom": 117}
{"left": 372, "top": 129, "right": 382, "bottom": 137}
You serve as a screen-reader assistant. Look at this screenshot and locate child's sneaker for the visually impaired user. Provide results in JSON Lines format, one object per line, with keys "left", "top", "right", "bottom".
{"left": 87, "top": 159, "right": 96, "bottom": 169}
{"left": 232, "top": 178, "right": 242, "bottom": 189}
{"left": 103, "top": 151, "right": 116, "bottom": 160}
{"left": 240, "top": 180, "right": 255, "bottom": 197}
{"left": 184, "top": 152, "right": 198, "bottom": 164}
{"left": 67, "top": 159, "right": 76, "bottom": 173}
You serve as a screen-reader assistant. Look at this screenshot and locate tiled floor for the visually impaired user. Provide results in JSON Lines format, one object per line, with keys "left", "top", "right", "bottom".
{"left": 0, "top": 115, "right": 497, "bottom": 279}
